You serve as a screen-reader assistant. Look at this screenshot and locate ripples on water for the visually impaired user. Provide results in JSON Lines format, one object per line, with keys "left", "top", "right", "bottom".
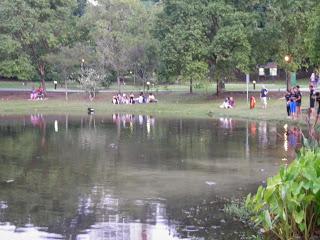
{"left": 0, "top": 114, "right": 302, "bottom": 240}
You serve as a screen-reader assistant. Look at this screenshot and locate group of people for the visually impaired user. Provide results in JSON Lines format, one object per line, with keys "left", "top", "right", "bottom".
{"left": 219, "top": 97, "right": 235, "bottom": 109}
{"left": 30, "top": 86, "right": 45, "bottom": 100}
{"left": 283, "top": 83, "right": 320, "bottom": 124}
{"left": 284, "top": 85, "right": 302, "bottom": 119}
{"left": 112, "top": 92, "right": 158, "bottom": 105}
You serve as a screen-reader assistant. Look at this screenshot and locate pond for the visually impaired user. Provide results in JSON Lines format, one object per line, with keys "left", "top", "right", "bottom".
{"left": 0, "top": 114, "right": 301, "bottom": 240}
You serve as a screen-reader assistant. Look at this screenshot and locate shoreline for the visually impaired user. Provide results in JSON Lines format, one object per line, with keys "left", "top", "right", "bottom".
{"left": 0, "top": 97, "right": 311, "bottom": 126}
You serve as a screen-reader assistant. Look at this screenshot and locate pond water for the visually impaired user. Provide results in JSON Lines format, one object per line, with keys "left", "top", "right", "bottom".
{"left": 0, "top": 114, "right": 301, "bottom": 240}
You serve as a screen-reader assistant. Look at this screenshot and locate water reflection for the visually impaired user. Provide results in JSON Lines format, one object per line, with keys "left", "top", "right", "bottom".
{"left": 0, "top": 114, "right": 304, "bottom": 240}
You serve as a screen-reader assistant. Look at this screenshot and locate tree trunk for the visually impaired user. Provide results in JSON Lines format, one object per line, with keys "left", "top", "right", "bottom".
{"left": 38, "top": 63, "right": 46, "bottom": 92}
{"left": 216, "top": 79, "right": 220, "bottom": 96}
{"left": 190, "top": 79, "right": 193, "bottom": 94}
{"left": 117, "top": 76, "right": 121, "bottom": 93}
{"left": 287, "top": 72, "right": 291, "bottom": 91}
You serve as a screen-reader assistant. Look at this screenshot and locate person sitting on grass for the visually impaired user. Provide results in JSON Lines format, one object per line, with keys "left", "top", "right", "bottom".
{"left": 229, "top": 97, "right": 235, "bottom": 108}
{"left": 138, "top": 92, "right": 145, "bottom": 104}
{"left": 220, "top": 97, "right": 232, "bottom": 109}
{"left": 112, "top": 95, "right": 118, "bottom": 104}
{"left": 129, "top": 92, "right": 135, "bottom": 104}
{"left": 148, "top": 93, "right": 158, "bottom": 103}
{"left": 36, "top": 86, "right": 44, "bottom": 100}
{"left": 30, "top": 87, "right": 37, "bottom": 100}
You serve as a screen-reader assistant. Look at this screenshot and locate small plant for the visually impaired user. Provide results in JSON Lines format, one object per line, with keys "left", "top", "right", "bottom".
{"left": 223, "top": 199, "right": 251, "bottom": 222}
{"left": 194, "top": 82, "right": 204, "bottom": 89}
{"left": 246, "top": 149, "right": 320, "bottom": 240}
{"left": 77, "top": 68, "right": 103, "bottom": 101}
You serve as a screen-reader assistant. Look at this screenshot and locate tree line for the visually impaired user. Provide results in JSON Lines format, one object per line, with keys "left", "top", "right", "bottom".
{"left": 1, "top": 0, "right": 320, "bottom": 93}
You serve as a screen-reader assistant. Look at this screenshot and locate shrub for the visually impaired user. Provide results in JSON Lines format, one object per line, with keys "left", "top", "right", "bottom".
{"left": 223, "top": 200, "right": 251, "bottom": 222}
{"left": 246, "top": 149, "right": 320, "bottom": 240}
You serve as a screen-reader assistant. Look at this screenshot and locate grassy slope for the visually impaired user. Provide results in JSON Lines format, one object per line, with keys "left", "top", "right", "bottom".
{"left": 0, "top": 91, "right": 310, "bottom": 125}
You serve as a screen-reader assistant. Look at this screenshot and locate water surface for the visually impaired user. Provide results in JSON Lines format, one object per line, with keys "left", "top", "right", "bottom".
{"left": 0, "top": 114, "right": 300, "bottom": 240}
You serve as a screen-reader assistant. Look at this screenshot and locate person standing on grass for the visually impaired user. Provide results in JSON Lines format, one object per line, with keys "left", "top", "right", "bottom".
{"left": 284, "top": 90, "right": 291, "bottom": 117}
{"left": 310, "top": 72, "right": 316, "bottom": 86}
{"left": 314, "top": 92, "right": 320, "bottom": 126}
{"left": 295, "top": 85, "right": 302, "bottom": 116}
{"left": 260, "top": 85, "right": 268, "bottom": 109}
{"left": 289, "top": 88, "right": 297, "bottom": 119}
{"left": 309, "top": 85, "right": 315, "bottom": 118}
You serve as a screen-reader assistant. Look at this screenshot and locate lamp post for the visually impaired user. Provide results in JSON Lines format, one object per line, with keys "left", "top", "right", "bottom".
{"left": 284, "top": 55, "right": 290, "bottom": 91}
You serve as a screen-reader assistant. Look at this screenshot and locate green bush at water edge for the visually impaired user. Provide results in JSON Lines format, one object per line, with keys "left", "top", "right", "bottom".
{"left": 246, "top": 149, "right": 320, "bottom": 240}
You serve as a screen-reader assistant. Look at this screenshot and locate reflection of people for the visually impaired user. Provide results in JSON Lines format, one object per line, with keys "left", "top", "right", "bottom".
{"left": 258, "top": 121, "right": 268, "bottom": 147}
{"left": 287, "top": 126, "right": 301, "bottom": 149}
{"left": 260, "top": 85, "right": 268, "bottom": 109}
{"left": 250, "top": 122, "right": 257, "bottom": 136}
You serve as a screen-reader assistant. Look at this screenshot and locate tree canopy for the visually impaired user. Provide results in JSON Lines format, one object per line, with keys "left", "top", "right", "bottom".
{"left": 0, "top": 0, "right": 320, "bottom": 94}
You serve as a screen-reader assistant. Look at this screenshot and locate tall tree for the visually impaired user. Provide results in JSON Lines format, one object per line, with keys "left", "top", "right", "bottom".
{"left": 0, "top": 0, "right": 77, "bottom": 90}
{"left": 154, "top": 0, "right": 252, "bottom": 94}
{"left": 154, "top": 0, "right": 209, "bottom": 93}
{"left": 86, "top": 0, "right": 158, "bottom": 92}
{"left": 306, "top": 3, "right": 320, "bottom": 72}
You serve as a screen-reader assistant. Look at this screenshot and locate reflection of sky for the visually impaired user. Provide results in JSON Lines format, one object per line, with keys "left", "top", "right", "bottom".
{"left": 76, "top": 222, "right": 181, "bottom": 240}
{"left": 75, "top": 186, "right": 182, "bottom": 240}
{"left": 0, "top": 223, "right": 63, "bottom": 240}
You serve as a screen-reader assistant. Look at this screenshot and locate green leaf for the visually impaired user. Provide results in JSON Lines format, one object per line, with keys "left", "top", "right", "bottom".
{"left": 293, "top": 210, "right": 304, "bottom": 224}
{"left": 263, "top": 210, "right": 273, "bottom": 230}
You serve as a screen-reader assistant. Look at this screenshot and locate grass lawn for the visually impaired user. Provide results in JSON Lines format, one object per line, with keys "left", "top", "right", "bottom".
{"left": 0, "top": 78, "right": 311, "bottom": 93}
{"left": 0, "top": 91, "right": 312, "bottom": 125}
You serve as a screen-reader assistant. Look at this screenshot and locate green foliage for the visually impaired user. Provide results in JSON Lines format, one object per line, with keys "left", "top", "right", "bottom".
{"left": 74, "top": 0, "right": 87, "bottom": 16}
{"left": 0, "top": 0, "right": 78, "bottom": 86}
{"left": 224, "top": 199, "right": 251, "bottom": 222}
{"left": 246, "top": 149, "right": 320, "bottom": 240}
{"left": 77, "top": 67, "right": 103, "bottom": 100}
{"left": 154, "top": 0, "right": 253, "bottom": 93}
{"left": 85, "top": 0, "right": 159, "bottom": 91}
{"left": 102, "top": 70, "right": 117, "bottom": 88}
{"left": 306, "top": 4, "right": 320, "bottom": 70}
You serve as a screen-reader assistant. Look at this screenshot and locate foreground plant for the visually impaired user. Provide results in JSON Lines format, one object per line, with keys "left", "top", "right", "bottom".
{"left": 246, "top": 149, "right": 320, "bottom": 240}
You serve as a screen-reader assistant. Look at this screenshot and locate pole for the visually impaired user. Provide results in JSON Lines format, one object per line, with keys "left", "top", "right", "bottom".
{"left": 246, "top": 74, "right": 250, "bottom": 103}
{"left": 286, "top": 70, "right": 288, "bottom": 91}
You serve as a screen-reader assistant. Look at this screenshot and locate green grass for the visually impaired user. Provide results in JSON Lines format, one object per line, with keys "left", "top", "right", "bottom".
{"left": 0, "top": 78, "right": 310, "bottom": 92}
{"left": 0, "top": 92, "right": 311, "bottom": 125}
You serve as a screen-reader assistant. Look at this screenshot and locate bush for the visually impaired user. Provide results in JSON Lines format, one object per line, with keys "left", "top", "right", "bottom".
{"left": 246, "top": 149, "right": 320, "bottom": 240}
{"left": 223, "top": 200, "right": 251, "bottom": 222}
